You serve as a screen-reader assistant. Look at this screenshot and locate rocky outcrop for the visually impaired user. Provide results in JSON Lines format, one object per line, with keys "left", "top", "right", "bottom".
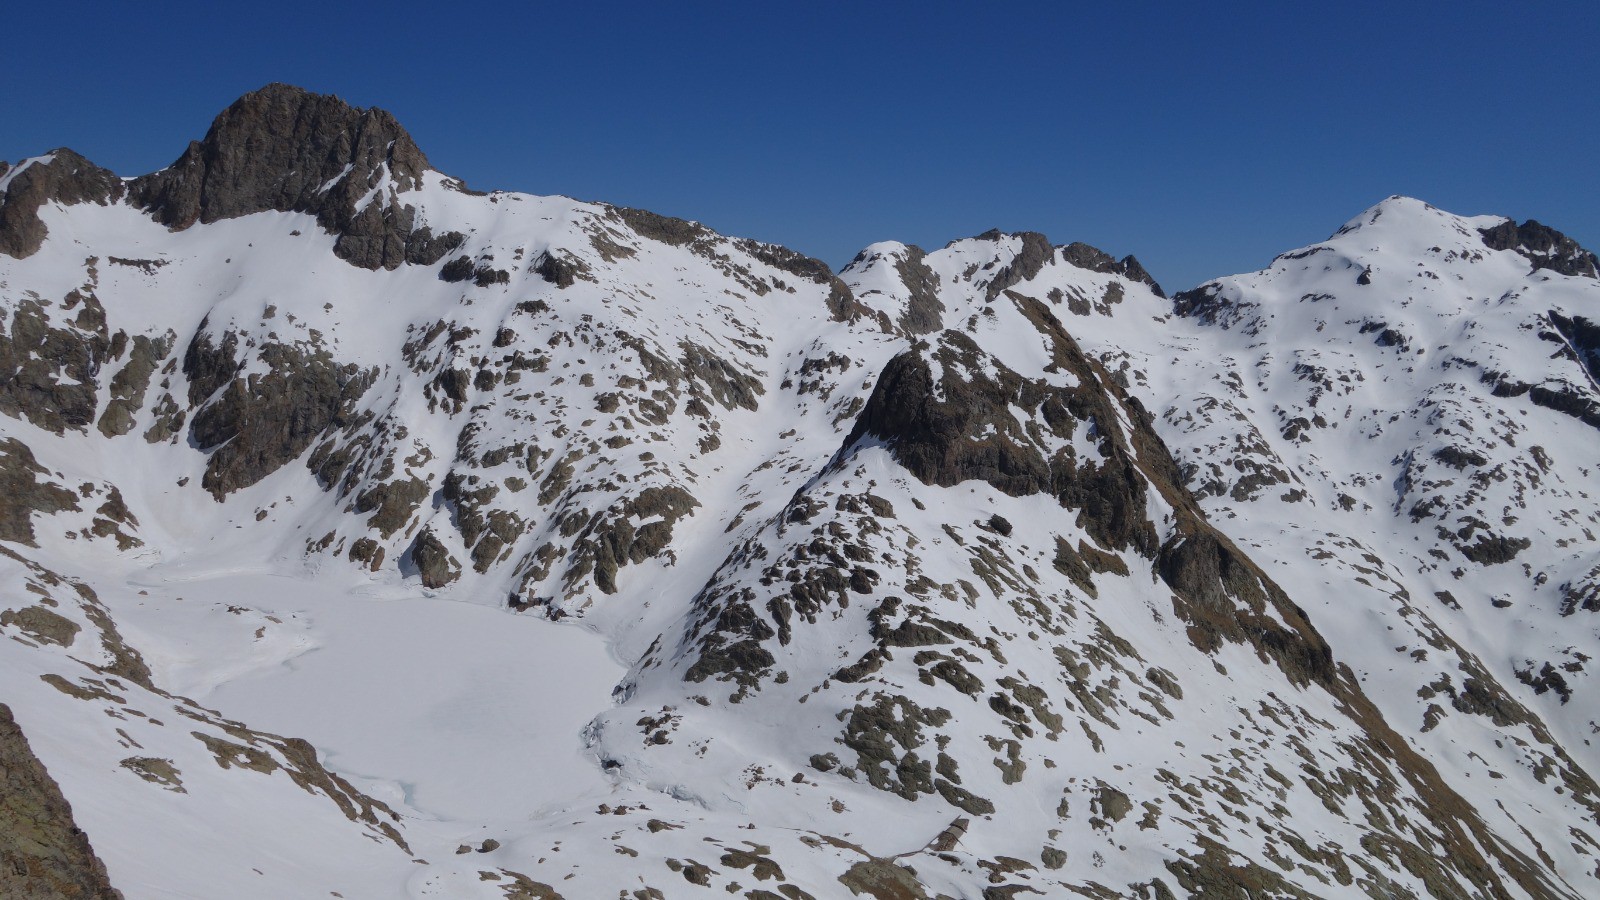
{"left": 0, "top": 291, "right": 113, "bottom": 434}
{"left": 1548, "top": 311, "right": 1600, "bottom": 387}
{"left": 1061, "top": 241, "right": 1166, "bottom": 297}
{"left": 0, "top": 703, "right": 124, "bottom": 899}
{"left": 184, "top": 326, "right": 376, "bottom": 498}
{"left": 0, "top": 438, "right": 79, "bottom": 545}
{"left": 127, "top": 84, "right": 463, "bottom": 270}
{"left": 566, "top": 486, "right": 700, "bottom": 594}
{"left": 893, "top": 246, "right": 944, "bottom": 334}
{"left": 977, "top": 230, "right": 1055, "bottom": 301}
{"left": 0, "top": 150, "right": 125, "bottom": 259}
{"left": 410, "top": 527, "right": 462, "bottom": 588}
{"left": 1154, "top": 528, "right": 1334, "bottom": 687}
{"left": 963, "top": 230, "right": 1165, "bottom": 301}
{"left": 845, "top": 322, "right": 1160, "bottom": 556}
{"left": 848, "top": 296, "right": 1333, "bottom": 687}
{"left": 95, "top": 332, "right": 174, "bottom": 437}
{"left": 1479, "top": 219, "right": 1599, "bottom": 278}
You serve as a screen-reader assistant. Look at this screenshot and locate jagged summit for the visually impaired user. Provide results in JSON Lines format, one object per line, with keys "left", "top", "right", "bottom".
{"left": 953, "top": 228, "right": 1167, "bottom": 297}
{"left": 0, "top": 85, "right": 464, "bottom": 270}
{"left": 126, "top": 83, "right": 464, "bottom": 270}
{"left": 841, "top": 228, "right": 1167, "bottom": 337}
{"left": 130, "top": 83, "right": 433, "bottom": 225}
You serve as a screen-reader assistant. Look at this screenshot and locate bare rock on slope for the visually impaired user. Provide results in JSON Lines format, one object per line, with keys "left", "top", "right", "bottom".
{"left": 0, "top": 150, "right": 125, "bottom": 259}
{"left": 0, "top": 703, "right": 124, "bottom": 899}
{"left": 1479, "top": 218, "right": 1599, "bottom": 279}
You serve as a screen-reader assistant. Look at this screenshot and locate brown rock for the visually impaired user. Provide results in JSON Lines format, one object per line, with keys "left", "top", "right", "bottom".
{"left": 128, "top": 84, "right": 463, "bottom": 271}
{"left": 0, "top": 703, "right": 124, "bottom": 899}
{"left": 0, "top": 438, "right": 80, "bottom": 545}
{"left": 0, "top": 150, "right": 125, "bottom": 259}
{"left": 410, "top": 527, "right": 462, "bottom": 588}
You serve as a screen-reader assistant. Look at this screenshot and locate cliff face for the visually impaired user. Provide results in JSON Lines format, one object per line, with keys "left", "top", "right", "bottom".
{"left": 0, "top": 704, "right": 123, "bottom": 900}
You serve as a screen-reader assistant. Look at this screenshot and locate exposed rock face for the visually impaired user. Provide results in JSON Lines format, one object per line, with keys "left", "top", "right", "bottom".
{"left": 848, "top": 298, "right": 1333, "bottom": 688}
{"left": 1153, "top": 527, "right": 1334, "bottom": 687}
{"left": 1479, "top": 219, "right": 1599, "bottom": 278}
{"left": 127, "top": 83, "right": 463, "bottom": 270}
{"left": 0, "top": 290, "right": 113, "bottom": 435}
{"left": 184, "top": 326, "right": 376, "bottom": 498}
{"left": 0, "top": 703, "right": 124, "bottom": 899}
{"left": 1060, "top": 240, "right": 1166, "bottom": 297}
{"left": 892, "top": 246, "right": 944, "bottom": 334}
{"left": 96, "top": 332, "right": 174, "bottom": 438}
{"left": 410, "top": 527, "right": 462, "bottom": 588}
{"left": 954, "top": 230, "right": 1165, "bottom": 301}
{"left": 0, "top": 438, "right": 80, "bottom": 545}
{"left": 0, "top": 150, "right": 126, "bottom": 259}
{"left": 567, "top": 485, "right": 700, "bottom": 594}
{"left": 977, "top": 230, "right": 1055, "bottom": 300}
{"left": 1548, "top": 311, "right": 1600, "bottom": 386}
{"left": 846, "top": 311, "right": 1162, "bottom": 556}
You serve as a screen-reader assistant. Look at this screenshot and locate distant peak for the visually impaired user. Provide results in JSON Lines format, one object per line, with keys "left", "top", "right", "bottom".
{"left": 1333, "top": 195, "right": 1447, "bottom": 236}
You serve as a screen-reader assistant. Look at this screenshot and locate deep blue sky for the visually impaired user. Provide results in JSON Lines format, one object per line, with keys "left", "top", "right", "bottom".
{"left": 5, "top": 2, "right": 1595, "bottom": 291}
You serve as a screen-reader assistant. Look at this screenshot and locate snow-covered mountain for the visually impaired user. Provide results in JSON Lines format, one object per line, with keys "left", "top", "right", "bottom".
{"left": 2, "top": 84, "right": 1596, "bottom": 899}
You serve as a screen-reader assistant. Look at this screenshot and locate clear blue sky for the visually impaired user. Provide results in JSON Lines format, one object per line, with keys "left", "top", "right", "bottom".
{"left": 5, "top": 1, "right": 1595, "bottom": 291}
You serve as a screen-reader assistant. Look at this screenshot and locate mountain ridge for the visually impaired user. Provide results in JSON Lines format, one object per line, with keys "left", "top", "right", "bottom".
{"left": 1, "top": 84, "right": 1597, "bottom": 899}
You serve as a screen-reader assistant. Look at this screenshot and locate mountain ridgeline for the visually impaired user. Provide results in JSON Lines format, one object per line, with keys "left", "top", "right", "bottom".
{"left": 1, "top": 84, "right": 1598, "bottom": 899}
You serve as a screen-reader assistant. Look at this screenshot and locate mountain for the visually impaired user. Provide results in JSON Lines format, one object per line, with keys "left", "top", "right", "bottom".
{"left": 1, "top": 84, "right": 1596, "bottom": 899}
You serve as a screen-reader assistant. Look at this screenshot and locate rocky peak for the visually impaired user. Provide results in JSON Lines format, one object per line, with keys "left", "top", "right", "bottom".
{"left": 128, "top": 83, "right": 463, "bottom": 271}
{"left": 839, "top": 242, "right": 945, "bottom": 335}
{"left": 1479, "top": 218, "right": 1599, "bottom": 279}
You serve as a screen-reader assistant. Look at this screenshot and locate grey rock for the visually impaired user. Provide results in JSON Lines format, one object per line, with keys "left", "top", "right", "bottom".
{"left": 893, "top": 245, "right": 944, "bottom": 335}
{"left": 1061, "top": 240, "right": 1165, "bottom": 297}
{"left": 97, "top": 332, "right": 174, "bottom": 437}
{"left": 0, "top": 293, "right": 112, "bottom": 434}
{"left": 410, "top": 527, "right": 462, "bottom": 588}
